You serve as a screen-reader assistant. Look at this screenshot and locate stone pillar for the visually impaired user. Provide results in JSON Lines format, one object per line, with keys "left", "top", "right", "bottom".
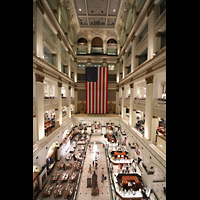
{"left": 87, "top": 41, "right": 91, "bottom": 54}
{"left": 74, "top": 88, "right": 78, "bottom": 113}
{"left": 144, "top": 75, "right": 154, "bottom": 140}
{"left": 56, "top": 32, "right": 62, "bottom": 71}
{"left": 147, "top": 3, "right": 156, "bottom": 60}
{"left": 131, "top": 34, "right": 136, "bottom": 72}
{"left": 116, "top": 59, "right": 120, "bottom": 83}
{"left": 68, "top": 51, "right": 71, "bottom": 78}
{"left": 103, "top": 59, "right": 107, "bottom": 67}
{"left": 57, "top": 1, "right": 62, "bottom": 24}
{"left": 35, "top": 1, "right": 44, "bottom": 58}
{"left": 132, "top": 109, "right": 137, "bottom": 126}
{"left": 129, "top": 83, "right": 134, "bottom": 125}
{"left": 57, "top": 82, "right": 62, "bottom": 125}
{"left": 121, "top": 87, "right": 124, "bottom": 119}
{"left": 103, "top": 41, "right": 107, "bottom": 54}
{"left": 116, "top": 89, "right": 119, "bottom": 114}
{"left": 122, "top": 51, "right": 125, "bottom": 78}
{"left": 74, "top": 59, "right": 77, "bottom": 82}
{"left": 151, "top": 116, "right": 159, "bottom": 144}
{"left": 68, "top": 86, "right": 71, "bottom": 118}
{"left": 87, "top": 58, "right": 91, "bottom": 67}
{"left": 35, "top": 74, "right": 45, "bottom": 140}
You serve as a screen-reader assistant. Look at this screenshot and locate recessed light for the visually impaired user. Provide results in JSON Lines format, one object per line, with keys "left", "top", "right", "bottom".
{"left": 79, "top": 9, "right": 81, "bottom": 11}
{"left": 113, "top": 9, "right": 115, "bottom": 12}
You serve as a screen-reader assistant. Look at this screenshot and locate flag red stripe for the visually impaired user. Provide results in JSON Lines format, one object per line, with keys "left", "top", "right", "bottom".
{"left": 102, "top": 67, "right": 105, "bottom": 114}
{"left": 106, "top": 67, "right": 108, "bottom": 114}
{"left": 89, "top": 82, "right": 91, "bottom": 114}
{"left": 92, "top": 82, "right": 94, "bottom": 114}
{"left": 99, "top": 67, "right": 101, "bottom": 114}
{"left": 86, "top": 81, "right": 87, "bottom": 114}
{"left": 96, "top": 82, "right": 98, "bottom": 114}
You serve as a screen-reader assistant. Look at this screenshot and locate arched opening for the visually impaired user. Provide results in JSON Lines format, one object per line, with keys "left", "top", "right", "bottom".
{"left": 77, "top": 37, "right": 87, "bottom": 44}
{"left": 107, "top": 38, "right": 117, "bottom": 44}
{"left": 91, "top": 37, "right": 103, "bottom": 47}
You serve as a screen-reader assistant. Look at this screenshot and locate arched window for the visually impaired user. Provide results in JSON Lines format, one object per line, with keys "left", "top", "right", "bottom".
{"left": 91, "top": 37, "right": 103, "bottom": 47}
{"left": 107, "top": 38, "right": 117, "bottom": 44}
{"left": 77, "top": 38, "right": 87, "bottom": 44}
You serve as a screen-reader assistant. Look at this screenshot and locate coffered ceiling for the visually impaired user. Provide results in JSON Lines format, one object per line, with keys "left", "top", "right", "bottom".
{"left": 73, "top": 0, "right": 121, "bottom": 27}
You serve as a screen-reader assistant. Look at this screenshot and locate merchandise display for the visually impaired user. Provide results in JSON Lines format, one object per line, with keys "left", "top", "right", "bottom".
{"left": 54, "top": 184, "right": 64, "bottom": 197}
{"left": 65, "top": 162, "right": 72, "bottom": 169}
{"left": 60, "top": 171, "right": 69, "bottom": 182}
{"left": 50, "top": 172, "right": 60, "bottom": 182}
{"left": 72, "top": 161, "right": 82, "bottom": 171}
{"left": 57, "top": 161, "right": 65, "bottom": 170}
{"left": 64, "top": 184, "right": 74, "bottom": 198}
{"left": 42, "top": 184, "right": 54, "bottom": 197}
{"left": 65, "top": 153, "right": 74, "bottom": 160}
{"left": 69, "top": 172, "right": 78, "bottom": 182}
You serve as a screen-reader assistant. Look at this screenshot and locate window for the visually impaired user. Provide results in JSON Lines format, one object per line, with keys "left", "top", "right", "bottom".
{"left": 43, "top": 46, "right": 53, "bottom": 65}
{"left": 128, "top": 47, "right": 132, "bottom": 57}
{"left": 127, "top": 64, "right": 131, "bottom": 74}
{"left": 138, "top": 24, "right": 148, "bottom": 43}
{"left": 138, "top": 49, "right": 148, "bottom": 66}
{"left": 77, "top": 74, "right": 85, "bottom": 82}
{"left": 161, "top": 30, "right": 166, "bottom": 49}
{"left": 160, "top": 0, "right": 166, "bottom": 15}
{"left": 43, "top": 20, "right": 54, "bottom": 41}
{"left": 108, "top": 74, "right": 116, "bottom": 82}
{"left": 61, "top": 62, "right": 65, "bottom": 73}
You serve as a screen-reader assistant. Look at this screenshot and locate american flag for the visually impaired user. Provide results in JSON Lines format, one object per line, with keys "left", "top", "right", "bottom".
{"left": 86, "top": 67, "right": 108, "bottom": 114}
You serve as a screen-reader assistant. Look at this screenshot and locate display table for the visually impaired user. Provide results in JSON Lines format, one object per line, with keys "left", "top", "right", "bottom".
{"left": 57, "top": 161, "right": 65, "bottom": 170}
{"left": 42, "top": 184, "right": 53, "bottom": 197}
{"left": 64, "top": 184, "right": 74, "bottom": 199}
{"left": 113, "top": 173, "right": 143, "bottom": 200}
{"left": 122, "top": 176, "right": 140, "bottom": 190}
{"left": 114, "top": 151, "right": 126, "bottom": 156}
{"left": 54, "top": 184, "right": 64, "bottom": 198}
{"left": 72, "top": 161, "right": 82, "bottom": 171}
{"left": 65, "top": 162, "right": 72, "bottom": 169}
{"left": 60, "top": 171, "right": 69, "bottom": 182}
{"left": 69, "top": 172, "right": 78, "bottom": 182}
{"left": 50, "top": 172, "right": 60, "bottom": 183}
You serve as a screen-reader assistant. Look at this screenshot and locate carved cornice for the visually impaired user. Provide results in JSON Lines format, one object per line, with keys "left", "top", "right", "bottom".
{"left": 145, "top": 75, "right": 154, "bottom": 84}
{"left": 35, "top": 74, "right": 44, "bottom": 83}
{"left": 58, "top": 82, "right": 62, "bottom": 87}
{"left": 130, "top": 83, "right": 134, "bottom": 88}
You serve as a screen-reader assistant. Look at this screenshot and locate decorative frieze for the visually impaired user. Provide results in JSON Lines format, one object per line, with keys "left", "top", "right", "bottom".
{"left": 145, "top": 75, "right": 154, "bottom": 84}
{"left": 35, "top": 74, "right": 44, "bottom": 83}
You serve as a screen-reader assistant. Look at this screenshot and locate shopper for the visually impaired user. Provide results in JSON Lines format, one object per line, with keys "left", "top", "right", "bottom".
{"left": 101, "top": 174, "right": 104, "bottom": 182}
{"left": 88, "top": 164, "right": 92, "bottom": 173}
{"left": 95, "top": 162, "right": 98, "bottom": 169}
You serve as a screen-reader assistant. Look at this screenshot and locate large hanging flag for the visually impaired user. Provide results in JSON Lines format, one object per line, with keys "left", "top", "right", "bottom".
{"left": 86, "top": 67, "right": 108, "bottom": 114}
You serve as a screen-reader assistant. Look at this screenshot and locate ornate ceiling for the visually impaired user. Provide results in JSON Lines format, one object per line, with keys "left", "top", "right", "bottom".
{"left": 54, "top": 0, "right": 137, "bottom": 44}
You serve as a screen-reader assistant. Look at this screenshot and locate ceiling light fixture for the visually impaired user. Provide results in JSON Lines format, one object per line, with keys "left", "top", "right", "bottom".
{"left": 113, "top": 9, "right": 115, "bottom": 12}
{"left": 79, "top": 9, "right": 81, "bottom": 11}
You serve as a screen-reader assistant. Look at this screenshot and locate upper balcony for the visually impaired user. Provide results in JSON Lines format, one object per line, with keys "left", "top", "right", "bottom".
{"left": 119, "top": 97, "right": 166, "bottom": 119}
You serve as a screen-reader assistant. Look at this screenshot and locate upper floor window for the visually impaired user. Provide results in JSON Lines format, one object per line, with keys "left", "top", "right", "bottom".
{"left": 138, "top": 24, "right": 148, "bottom": 43}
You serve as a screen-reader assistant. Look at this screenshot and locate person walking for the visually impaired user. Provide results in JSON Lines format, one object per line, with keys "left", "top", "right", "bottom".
{"left": 95, "top": 162, "right": 98, "bottom": 169}
{"left": 93, "top": 161, "right": 94, "bottom": 168}
{"left": 101, "top": 174, "right": 104, "bottom": 182}
{"left": 88, "top": 164, "right": 92, "bottom": 173}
